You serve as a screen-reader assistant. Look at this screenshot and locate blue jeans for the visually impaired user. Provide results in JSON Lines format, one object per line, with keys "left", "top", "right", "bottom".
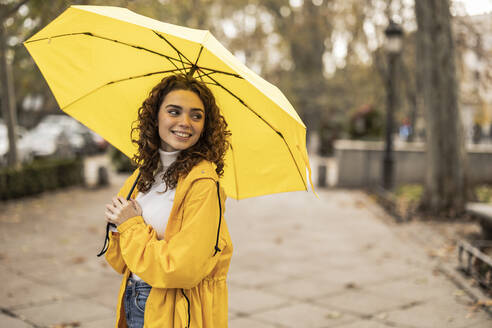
{"left": 124, "top": 276, "right": 151, "bottom": 328}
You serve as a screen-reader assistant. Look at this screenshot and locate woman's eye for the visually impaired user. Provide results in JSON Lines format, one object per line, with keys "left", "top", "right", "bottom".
{"left": 168, "top": 110, "right": 179, "bottom": 115}
{"left": 192, "top": 114, "right": 203, "bottom": 120}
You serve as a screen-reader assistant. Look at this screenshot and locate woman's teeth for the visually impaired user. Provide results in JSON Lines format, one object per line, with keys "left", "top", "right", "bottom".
{"left": 173, "top": 131, "right": 191, "bottom": 138}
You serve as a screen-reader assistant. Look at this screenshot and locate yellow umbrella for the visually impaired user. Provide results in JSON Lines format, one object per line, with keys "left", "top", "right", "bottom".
{"left": 24, "top": 5, "right": 314, "bottom": 199}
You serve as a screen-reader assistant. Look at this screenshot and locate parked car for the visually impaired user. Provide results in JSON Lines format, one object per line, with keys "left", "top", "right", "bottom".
{"left": 0, "top": 121, "right": 34, "bottom": 166}
{"left": 33, "top": 115, "right": 86, "bottom": 154}
{"left": 21, "top": 124, "right": 74, "bottom": 158}
{"left": 24, "top": 115, "right": 107, "bottom": 157}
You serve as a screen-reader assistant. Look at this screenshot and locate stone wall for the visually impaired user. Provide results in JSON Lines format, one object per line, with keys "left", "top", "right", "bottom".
{"left": 334, "top": 140, "right": 492, "bottom": 188}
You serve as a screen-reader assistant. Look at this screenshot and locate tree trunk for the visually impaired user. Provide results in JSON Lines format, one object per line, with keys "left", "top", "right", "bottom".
{"left": 415, "top": 0, "right": 467, "bottom": 217}
{"left": 0, "top": 18, "right": 20, "bottom": 168}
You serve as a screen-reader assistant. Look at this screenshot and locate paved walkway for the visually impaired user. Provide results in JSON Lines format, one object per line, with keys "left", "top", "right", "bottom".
{"left": 0, "top": 159, "right": 490, "bottom": 327}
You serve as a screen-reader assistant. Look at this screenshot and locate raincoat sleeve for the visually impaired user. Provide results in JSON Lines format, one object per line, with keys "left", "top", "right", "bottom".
{"left": 104, "top": 171, "right": 140, "bottom": 274}
{"left": 105, "top": 231, "right": 127, "bottom": 274}
{"left": 117, "top": 178, "right": 223, "bottom": 289}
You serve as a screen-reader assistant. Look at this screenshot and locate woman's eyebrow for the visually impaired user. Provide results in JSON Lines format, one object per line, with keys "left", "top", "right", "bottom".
{"left": 165, "top": 104, "right": 182, "bottom": 109}
{"left": 165, "top": 104, "right": 204, "bottom": 113}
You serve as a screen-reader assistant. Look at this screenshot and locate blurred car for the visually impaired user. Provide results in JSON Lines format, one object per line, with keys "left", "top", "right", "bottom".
{"left": 34, "top": 115, "right": 86, "bottom": 154}
{"left": 24, "top": 115, "right": 107, "bottom": 157}
{"left": 21, "top": 124, "right": 74, "bottom": 158}
{"left": 0, "top": 121, "right": 34, "bottom": 166}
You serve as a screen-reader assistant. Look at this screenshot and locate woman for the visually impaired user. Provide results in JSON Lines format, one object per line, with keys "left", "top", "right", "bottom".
{"left": 104, "top": 74, "right": 233, "bottom": 328}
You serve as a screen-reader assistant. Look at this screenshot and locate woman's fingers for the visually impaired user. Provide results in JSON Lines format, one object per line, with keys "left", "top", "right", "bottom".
{"left": 104, "top": 210, "right": 116, "bottom": 223}
{"left": 104, "top": 210, "right": 113, "bottom": 219}
{"left": 112, "top": 197, "right": 124, "bottom": 209}
{"left": 106, "top": 197, "right": 140, "bottom": 225}
{"left": 105, "top": 204, "right": 115, "bottom": 213}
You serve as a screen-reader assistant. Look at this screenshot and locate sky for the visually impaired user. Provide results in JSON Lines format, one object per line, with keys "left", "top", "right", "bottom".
{"left": 456, "top": 0, "right": 492, "bottom": 15}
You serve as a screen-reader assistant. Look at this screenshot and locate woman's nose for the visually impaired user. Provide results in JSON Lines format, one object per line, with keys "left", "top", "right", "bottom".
{"left": 178, "top": 114, "right": 191, "bottom": 127}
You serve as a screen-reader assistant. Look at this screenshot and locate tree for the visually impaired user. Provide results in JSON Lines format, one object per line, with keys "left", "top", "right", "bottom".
{"left": 0, "top": 0, "right": 29, "bottom": 167}
{"left": 415, "top": 0, "right": 467, "bottom": 216}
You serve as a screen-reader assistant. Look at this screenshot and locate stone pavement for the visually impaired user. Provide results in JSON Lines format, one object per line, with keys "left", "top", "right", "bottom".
{"left": 0, "top": 160, "right": 491, "bottom": 327}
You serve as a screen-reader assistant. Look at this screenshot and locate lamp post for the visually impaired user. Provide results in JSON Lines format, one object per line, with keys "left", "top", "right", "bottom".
{"left": 382, "top": 20, "right": 403, "bottom": 190}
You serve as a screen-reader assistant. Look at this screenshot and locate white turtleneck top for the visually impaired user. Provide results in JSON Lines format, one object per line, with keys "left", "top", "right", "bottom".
{"left": 133, "top": 148, "right": 180, "bottom": 241}
{"left": 112, "top": 148, "right": 180, "bottom": 281}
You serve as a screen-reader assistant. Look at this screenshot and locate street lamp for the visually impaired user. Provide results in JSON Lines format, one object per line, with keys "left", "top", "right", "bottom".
{"left": 382, "top": 20, "right": 403, "bottom": 190}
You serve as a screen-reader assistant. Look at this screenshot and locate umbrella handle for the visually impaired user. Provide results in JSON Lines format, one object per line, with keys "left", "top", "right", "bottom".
{"left": 96, "top": 171, "right": 141, "bottom": 257}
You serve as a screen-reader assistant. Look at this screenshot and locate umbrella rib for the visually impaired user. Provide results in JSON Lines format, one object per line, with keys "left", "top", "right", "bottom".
{"left": 195, "top": 70, "right": 221, "bottom": 81}
{"left": 188, "top": 45, "right": 204, "bottom": 78}
{"left": 202, "top": 72, "right": 308, "bottom": 191}
{"left": 60, "top": 68, "right": 183, "bottom": 110}
{"left": 164, "top": 53, "right": 188, "bottom": 75}
{"left": 152, "top": 31, "right": 194, "bottom": 66}
{"left": 106, "top": 68, "right": 185, "bottom": 85}
{"left": 194, "top": 46, "right": 204, "bottom": 67}
{"left": 177, "top": 52, "right": 187, "bottom": 72}
{"left": 197, "top": 67, "right": 243, "bottom": 79}
{"left": 25, "top": 32, "right": 187, "bottom": 67}
{"left": 199, "top": 72, "right": 269, "bottom": 127}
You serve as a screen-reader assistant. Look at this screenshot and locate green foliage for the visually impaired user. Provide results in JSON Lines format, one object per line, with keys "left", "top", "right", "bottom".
{"left": 0, "top": 157, "right": 84, "bottom": 200}
{"left": 475, "top": 185, "right": 492, "bottom": 203}
{"left": 348, "top": 104, "right": 384, "bottom": 140}
{"left": 395, "top": 184, "right": 424, "bottom": 204}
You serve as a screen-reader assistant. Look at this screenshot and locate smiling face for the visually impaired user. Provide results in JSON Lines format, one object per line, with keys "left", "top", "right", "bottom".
{"left": 157, "top": 89, "right": 205, "bottom": 152}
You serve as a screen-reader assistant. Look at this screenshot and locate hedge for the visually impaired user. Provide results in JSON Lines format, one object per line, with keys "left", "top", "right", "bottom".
{"left": 0, "top": 157, "right": 84, "bottom": 200}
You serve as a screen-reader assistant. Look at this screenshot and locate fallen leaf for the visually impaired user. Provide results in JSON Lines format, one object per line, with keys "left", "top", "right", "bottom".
{"left": 453, "top": 289, "right": 465, "bottom": 297}
{"left": 69, "top": 256, "right": 86, "bottom": 265}
{"left": 51, "top": 322, "right": 80, "bottom": 328}
{"left": 472, "top": 299, "right": 492, "bottom": 308}
{"left": 325, "top": 311, "right": 342, "bottom": 319}
{"left": 344, "top": 282, "right": 359, "bottom": 289}
{"left": 354, "top": 200, "right": 365, "bottom": 208}
{"left": 376, "top": 313, "right": 388, "bottom": 320}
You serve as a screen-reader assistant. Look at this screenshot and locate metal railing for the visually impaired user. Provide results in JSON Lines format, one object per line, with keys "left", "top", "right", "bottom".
{"left": 457, "top": 239, "right": 492, "bottom": 295}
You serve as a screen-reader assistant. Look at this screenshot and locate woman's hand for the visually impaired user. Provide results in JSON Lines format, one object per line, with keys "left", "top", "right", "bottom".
{"left": 105, "top": 196, "right": 142, "bottom": 226}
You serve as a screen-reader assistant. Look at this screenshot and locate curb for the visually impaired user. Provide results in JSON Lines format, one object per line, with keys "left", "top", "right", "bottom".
{"left": 436, "top": 262, "right": 492, "bottom": 317}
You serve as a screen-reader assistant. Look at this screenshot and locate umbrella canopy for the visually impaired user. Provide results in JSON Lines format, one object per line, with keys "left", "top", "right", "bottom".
{"left": 24, "top": 5, "right": 314, "bottom": 199}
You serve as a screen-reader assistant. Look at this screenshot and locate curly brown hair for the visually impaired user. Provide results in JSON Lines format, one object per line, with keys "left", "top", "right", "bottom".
{"left": 131, "top": 74, "right": 231, "bottom": 193}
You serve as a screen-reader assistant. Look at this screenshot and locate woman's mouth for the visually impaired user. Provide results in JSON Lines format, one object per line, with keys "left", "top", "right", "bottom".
{"left": 172, "top": 130, "right": 192, "bottom": 139}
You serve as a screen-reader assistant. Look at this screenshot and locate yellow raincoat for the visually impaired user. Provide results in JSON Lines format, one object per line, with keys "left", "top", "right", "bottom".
{"left": 105, "top": 160, "right": 233, "bottom": 328}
